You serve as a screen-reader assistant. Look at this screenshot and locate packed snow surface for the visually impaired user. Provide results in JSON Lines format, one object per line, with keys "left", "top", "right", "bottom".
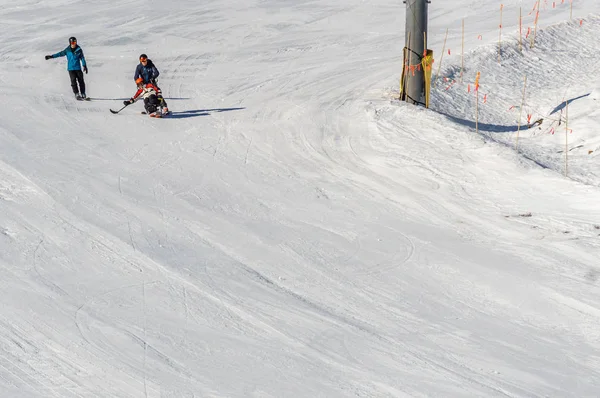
{"left": 1, "top": 0, "right": 599, "bottom": 396}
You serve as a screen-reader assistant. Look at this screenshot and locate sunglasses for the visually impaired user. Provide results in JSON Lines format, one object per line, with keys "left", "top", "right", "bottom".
{"left": 140, "top": 58, "right": 147, "bottom": 62}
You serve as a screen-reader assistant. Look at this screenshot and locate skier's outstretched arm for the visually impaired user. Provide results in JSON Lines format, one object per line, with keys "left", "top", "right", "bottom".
{"left": 45, "top": 48, "right": 67, "bottom": 60}
{"left": 124, "top": 88, "right": 144, "bottom": 105}
{"left": 52, "top": 48, "right": 68, "bottom": 58}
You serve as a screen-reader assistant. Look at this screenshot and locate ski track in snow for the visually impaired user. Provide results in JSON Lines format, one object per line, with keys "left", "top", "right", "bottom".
{"left": 0, "top": 0, "right": 600, "bottom": 397}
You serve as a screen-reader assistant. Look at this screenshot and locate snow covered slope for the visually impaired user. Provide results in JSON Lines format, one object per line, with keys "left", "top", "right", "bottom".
{"left": 432, "top": 14, "right": 600, "bottom": 186}
{"left": 1, "top": 0, "right": 599, "bottom": 396}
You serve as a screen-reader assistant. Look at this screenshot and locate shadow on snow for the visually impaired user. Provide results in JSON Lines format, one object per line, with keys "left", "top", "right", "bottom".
{"left": 167, "top": 107, "right": 245, "bottom": 119}
{"left": 549, "top": 93, "right": 590, "bottom": 115}
{"left": 438, "top": 92, "right": 591, "bottom": 133}
{"left": 90, "top": 97, "right": 192, "bottom": 101}
{"left": 439, "top": 112, "right": 520, "bottom": 133}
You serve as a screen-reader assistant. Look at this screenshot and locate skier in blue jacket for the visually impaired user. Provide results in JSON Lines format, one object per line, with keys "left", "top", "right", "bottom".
{"left": 45, "top": 37, "right": 88, "bottom": 100}
{"left": 134, "top": 54, "right": 168, "bottom": 112}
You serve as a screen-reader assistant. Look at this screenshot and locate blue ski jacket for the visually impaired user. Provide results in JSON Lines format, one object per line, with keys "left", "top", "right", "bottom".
{"left": 134, "top": 60, "right": 160, "bottom": 84}
{"left": 51, "top": 45, "right": 87, "bottom": 71}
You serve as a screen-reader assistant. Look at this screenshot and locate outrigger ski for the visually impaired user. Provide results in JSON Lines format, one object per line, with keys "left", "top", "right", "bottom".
{"left": 141, "top": 110, "right": 171, "bottom": 117}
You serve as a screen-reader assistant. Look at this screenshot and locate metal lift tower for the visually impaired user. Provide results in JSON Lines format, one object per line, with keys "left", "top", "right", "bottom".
{"left": 401, "top": 0, "right": 431, "bottom": 106}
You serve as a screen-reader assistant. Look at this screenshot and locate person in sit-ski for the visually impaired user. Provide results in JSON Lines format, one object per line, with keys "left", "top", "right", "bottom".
{"left": 134, "top": 53, "right": 168, "bottom": 113}
{"left": 124, "top": 78, "right": 164, "bottom": 117}
{"left": 45, "top": 37, "right": 88, "bottom": 100}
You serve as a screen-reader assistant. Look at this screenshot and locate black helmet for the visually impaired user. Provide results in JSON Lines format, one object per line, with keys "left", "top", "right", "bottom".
{"left": 139, "top": 53, "right": 148, "bottom": 61}
{"left": 69, "top": 36, "right": 77, "bottom": 44}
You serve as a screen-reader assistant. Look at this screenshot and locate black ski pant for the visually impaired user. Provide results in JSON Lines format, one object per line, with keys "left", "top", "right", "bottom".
{"left": 150, "top": 79, "right": 167, "bottom": 108}
{"left": 144, "top": 95, "right": 161, "bottom": 114}
{"left": 68, "top": 70, "right": 86, "bottom": 95}
{"left": 158, "top": 94, "right": 168, "bottom": 109}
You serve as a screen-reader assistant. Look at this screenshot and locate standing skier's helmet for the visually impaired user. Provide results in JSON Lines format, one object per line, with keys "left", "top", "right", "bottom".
{"left": 139, "top": 54, "right": 148, "bottom": 62}
{"left": 69, "top": 37, "right": 77, "bottom": 44}
{"left": 135, "top": 77, "right": 144, "bottom": 86}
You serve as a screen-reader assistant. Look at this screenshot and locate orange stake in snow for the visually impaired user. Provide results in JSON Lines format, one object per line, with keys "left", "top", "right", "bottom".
{"left": 444, "top": 80, "right": 456, "bottom": 91}
{"left": 519, "top": 7, "right": 523, "bottom": 52}
{"left": 528, "top": 1, "right": 538, "bottom": 15}
{"left": 475, "top": 72, "right": 481, "bottom": 133}
{"left": 531, "top": 1, "right": 541, "bottom": 49}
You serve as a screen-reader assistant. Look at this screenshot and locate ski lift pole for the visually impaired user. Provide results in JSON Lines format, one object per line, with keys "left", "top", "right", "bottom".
{"left": 403, "top": 0, "right": 430, "bottom": 105}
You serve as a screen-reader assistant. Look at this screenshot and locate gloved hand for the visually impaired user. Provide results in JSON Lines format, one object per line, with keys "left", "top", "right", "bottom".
{"left": 44, "top": 55, "right": 52, "bottom": 60}
{"left": 83, "top": 65, "right": 88, "bottom": 74}
{"left": 123, "top": 99, "right": 133, "bottom": 106}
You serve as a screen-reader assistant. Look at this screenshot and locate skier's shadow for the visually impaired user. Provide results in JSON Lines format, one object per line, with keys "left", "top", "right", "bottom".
{"left": 89, "top": 97, "right": 192, "bottom": 101}
{"left": 168, "top": 107, "right": 245, "bottom": 119}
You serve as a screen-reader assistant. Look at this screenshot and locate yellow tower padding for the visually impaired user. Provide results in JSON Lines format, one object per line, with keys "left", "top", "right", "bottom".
{"left": 421, "top": 49, "right": 434, "bottom": 108}
{"left": 399, "top": 47, "right": 409, "bottom": 100}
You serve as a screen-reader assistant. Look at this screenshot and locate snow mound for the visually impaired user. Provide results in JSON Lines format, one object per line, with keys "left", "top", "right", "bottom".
{"left": 430, "top": 16, "right": 600, "bottom": 185}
